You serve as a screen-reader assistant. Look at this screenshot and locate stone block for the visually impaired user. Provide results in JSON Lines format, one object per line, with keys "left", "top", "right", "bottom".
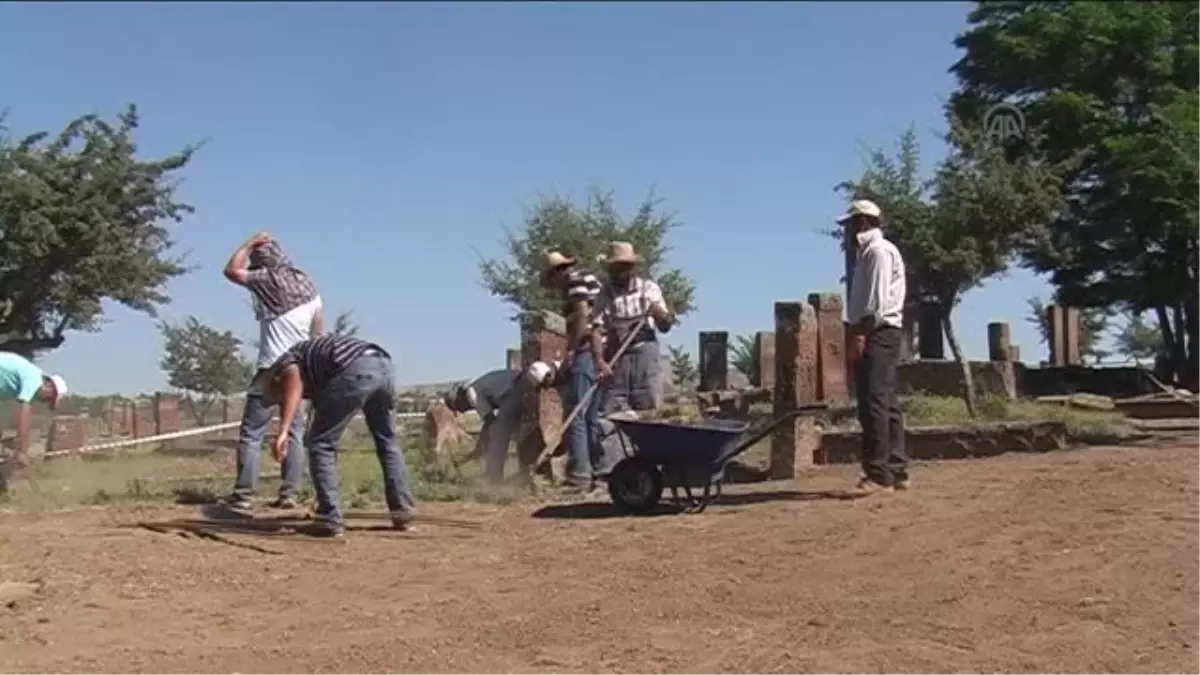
{"left": 1008, "top": 344, "right": 1021, "bottom": 363}
{"left": 698, "top": 331, "right": 729, "bottom": 392}
{"left": 918, "top": 301, "right": 945, "bottom": 359}
{"left": 754, "top": 331, "right": 775, "bottom": 390}
{"left": 817, "top": 421, "right": 1069, "bottom": 463}
{"left": 47, "top": 414, "right": 87, "bottom": 455}
{"left": 132, "top": 403, "right": 155, "bottom": 439}
{"left": 987, "top": 322, "right": 1011, "bottom": 362}
{"left": 154, "top": 393, "right": 182, "bottom": 435}
{"left": 518, "top": 311, "right": 567, "bottom": 471}
{"left": 808, "top": 293, "right": 847, "bottom": 404}
{"left": 1046, "top": 304, "right": 1066, "bottom": 367}
{"left": 1064, "top": 307, "right": 1082, "bottom": 366}
{"left": 771, "top": 302, "right": 819, "bottom": 478}
{"left": 506, "top": 348, "right": 522, "bottom": 371}
{"left": 768, "top": 416, "right": 818, "bottom": 479}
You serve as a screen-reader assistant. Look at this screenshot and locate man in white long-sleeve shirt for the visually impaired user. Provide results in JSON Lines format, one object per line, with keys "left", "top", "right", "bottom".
{"left": 840, "top": 199, "right": 908, "bottom": 496}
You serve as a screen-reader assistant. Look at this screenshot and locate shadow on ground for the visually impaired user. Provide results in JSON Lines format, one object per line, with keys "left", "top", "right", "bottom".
{"left": 531, "top": 488, "right": 855, "bottom": 520}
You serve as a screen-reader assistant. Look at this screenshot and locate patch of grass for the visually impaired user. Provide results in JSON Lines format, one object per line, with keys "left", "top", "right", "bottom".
{"left": 0, "top": 425, "right": 516, "bottom": 513}
{"left": 899, "top": 392, "right": 1135, "bottom": 443}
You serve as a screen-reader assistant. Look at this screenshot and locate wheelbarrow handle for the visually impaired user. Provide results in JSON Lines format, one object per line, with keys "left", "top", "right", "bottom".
{"left": 716, "top": 404, "right": 839, "bottom": 466}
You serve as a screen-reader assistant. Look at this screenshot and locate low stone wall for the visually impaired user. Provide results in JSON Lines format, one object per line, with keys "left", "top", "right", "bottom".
{"left": 1017, "top": 365, "right": 1159, "bottom": 399}
{"left": 817, "top": 420, "right": 1069, "bottom": 464}
{"left": 898, "top": 360, "right": 1017, "bottom": 400}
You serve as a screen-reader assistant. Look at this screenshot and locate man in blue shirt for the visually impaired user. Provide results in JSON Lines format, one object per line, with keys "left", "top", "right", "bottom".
{"left": 0, "top": 352, "right": 68, "bottom": 467}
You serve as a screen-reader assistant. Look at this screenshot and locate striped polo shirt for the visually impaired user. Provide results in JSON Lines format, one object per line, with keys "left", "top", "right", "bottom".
{"left": 273, "top": 334, "right": 390, "bottom": 397}
{"left": 562, "top": 267, "right": 601, "bottom": 314}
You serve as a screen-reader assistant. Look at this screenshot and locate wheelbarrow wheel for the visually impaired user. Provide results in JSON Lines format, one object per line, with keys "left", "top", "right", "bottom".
{"left": 608, "top": 458, "right": 663, "bottom": 514}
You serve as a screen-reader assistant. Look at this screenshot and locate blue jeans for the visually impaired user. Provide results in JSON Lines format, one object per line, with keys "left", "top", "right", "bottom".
{"left": 307, "top": 353, "right": 416, "bottom": 529}
{"left": 232, "top": 370, "right": 306, "bottom": 501}
{"left": 563, "top": 350, "right": 601, "bottom": 483}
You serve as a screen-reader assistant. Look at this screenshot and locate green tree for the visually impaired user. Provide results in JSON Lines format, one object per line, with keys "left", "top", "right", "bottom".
{"left": 837, "top": 119, "right": 1063, "bottom": 416}
{"left": 667, "top": 344, "right": 698, "bottom": 394}
{"left": 1024, "top": 297, "right": 1112, "bottom": 365}
{"left": 478, "top": 187, "right": 697, "bottom": 321}
{"left": 0, "top": 105, "right": 199, "bottom": 356}
{"left": 949, "top": 1, "right": 1199, "bottom": 389}
{"left": 1114, "top": 312, "right": 1163, "bottom": 364}
{"left": 728, "top": 333, "right": 759, "bottom": 385}
{"left": 159, "top": 317, "right": 253, "bottom": 425}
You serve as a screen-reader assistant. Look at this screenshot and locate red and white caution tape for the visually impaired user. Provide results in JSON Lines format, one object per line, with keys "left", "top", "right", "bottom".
{"left": 42, "top": 412, "right": 427, "bottom": 459}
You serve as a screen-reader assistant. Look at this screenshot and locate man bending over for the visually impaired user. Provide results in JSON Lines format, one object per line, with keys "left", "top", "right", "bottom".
{"left": 264, "top": 334, "right": 417, "bottom": 538}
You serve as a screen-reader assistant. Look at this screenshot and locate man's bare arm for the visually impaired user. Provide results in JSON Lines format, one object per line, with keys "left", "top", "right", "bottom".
{"left": 276, "top": 365, "right": 304, "bottom": 434}
{"left": 223, "top": 232, "right": 271, "bottom": 286}
{"left": 14, "top": 403, "right": 32, "bottom": 461}
{"left": 310, "top": 306, "right": 326, "bottom": 337}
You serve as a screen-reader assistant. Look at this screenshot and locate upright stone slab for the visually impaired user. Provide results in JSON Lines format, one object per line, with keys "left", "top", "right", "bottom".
{"left": 987, "top": 322, "right": 1012, "bottom": 361}
{"left": 754, "top": 331, "right": 775, "bottom": 390}
{"left": 132, "top": 402, "right": 155, "bottom": 439}
{"left": 517, "top": 311, "right": 567, "bottom": 472}
{"left": 1064, "top": 307, "right": 1082, "bottom": 366}
{"left": 154, "top": 393, "right": 182, "bottom": 435}
{"left": 118, "top": 401, "right": 133, "bottom": 436}
{"left": 47, "top": 415, "right": 86, "bottom": 455}
{"left": 918, "top": 301, "right": 945, "bottom": 359}
{"left": 808, "top": 292, "right": 847, "bottom": 404}
{"left": 698, "top": 331, "right": 729, "bottom": 392}
{"left": 1046, "top": 304, "right": 1067, "bottom": 367}
{"left": 1008, "top": 344, "right": 1021, "bottom": 362}
{"left": 506, "top": 348, "right": 522, "bottom": 371}
{"left": 770, "top": 302, "right": 819, "bottom": 479}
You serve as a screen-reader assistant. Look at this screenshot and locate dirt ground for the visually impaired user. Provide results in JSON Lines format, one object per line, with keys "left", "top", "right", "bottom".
{"left": 0, "top": 438, "right": 1196, "bottom": 674}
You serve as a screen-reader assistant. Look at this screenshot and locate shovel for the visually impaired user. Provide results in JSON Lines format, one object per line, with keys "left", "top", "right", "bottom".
{"left": 527, "top": 314, "right": 650, "bottom": 477}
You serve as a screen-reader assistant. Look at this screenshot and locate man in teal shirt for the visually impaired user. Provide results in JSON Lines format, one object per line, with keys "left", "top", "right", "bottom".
{"left": 0, "top": 352, "right": 68, "bottom": 466}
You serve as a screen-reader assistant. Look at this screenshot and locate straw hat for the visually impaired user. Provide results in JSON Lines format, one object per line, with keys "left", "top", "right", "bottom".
{"left": 596, "top": 241, "right": 643, "bottom": 265}
{"left": 542, "top": 250, "right": 575, "bottom": 271}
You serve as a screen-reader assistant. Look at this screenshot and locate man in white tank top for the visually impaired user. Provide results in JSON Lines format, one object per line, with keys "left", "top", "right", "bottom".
{"left": 221, "top": 232, "right": 324, "bottom": 511}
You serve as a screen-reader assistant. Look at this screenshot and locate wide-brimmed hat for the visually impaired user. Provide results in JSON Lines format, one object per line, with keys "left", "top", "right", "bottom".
{"left": 539, "top": 251, "right": 575, "bottom": 280}
{"left": 835, "top": 199, "right": 883, "bottom": 224}
{"left": 597, "top": 241, "right": 643, "bottom": 265}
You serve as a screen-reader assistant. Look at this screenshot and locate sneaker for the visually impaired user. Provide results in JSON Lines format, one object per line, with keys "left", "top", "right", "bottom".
{"left": 268, "top": 496, "right": 300, "bottom": 509}
{"left": 894, "top": 477, "right": 911, "bottom": 491}
{"left": 849, "top": 478, "right": 894, "bottom": 497}
{"left": 224, "top": 495, "right": 254, "bottom": 512}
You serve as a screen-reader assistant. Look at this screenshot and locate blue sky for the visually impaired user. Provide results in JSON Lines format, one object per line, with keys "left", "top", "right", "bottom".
{"left": 1, "top": 1, "right": 1057, "bottom": 396}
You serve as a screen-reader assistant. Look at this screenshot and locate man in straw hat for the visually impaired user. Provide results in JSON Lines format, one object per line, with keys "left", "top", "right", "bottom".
{"left": 222, "top": 231, "right": 325, "bottom": 512}
{"left": 539, "top": 250, "right": 604, "bottom": 489}
{"left": 838, "top": 199, "right": 908, "bottom": 496}
{"left": 591, "top": 242, "right": 675, "bottom": 418}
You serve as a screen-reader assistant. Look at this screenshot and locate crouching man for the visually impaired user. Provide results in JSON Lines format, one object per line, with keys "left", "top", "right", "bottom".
{"left": 445, "top": 361, "right": 559, "bottom": 483}
{"left": 264, "top": 334, "right": 417, "bottom": 537}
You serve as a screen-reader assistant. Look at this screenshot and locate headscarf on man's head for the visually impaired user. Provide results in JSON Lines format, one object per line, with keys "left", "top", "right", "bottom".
{"left": 246, "top": 240, "right": 319, "bottom": 321}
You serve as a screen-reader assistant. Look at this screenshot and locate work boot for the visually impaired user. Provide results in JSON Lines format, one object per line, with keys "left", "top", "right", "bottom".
{"left": 893, "top": 476, "right": 912, "bottom": 491}
{"left": 224, "top": 494, "right": 254, "bottom": 513}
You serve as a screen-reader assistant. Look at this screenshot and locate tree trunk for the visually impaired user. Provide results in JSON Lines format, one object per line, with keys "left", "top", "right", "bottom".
{"left": 941, "top": 310, "right": 978, "bottom": 419}
{"left": 184, "top": 397, "right": 214, "bottom": 426}
{"left": 1154, "top": 305, "right": 1177, "bottom": 385}
{"left": 900, "top": 308, "right": 917, "bottom": 363}
{"left": 1185, "top": 299, "right": 1199, "bottom": 392}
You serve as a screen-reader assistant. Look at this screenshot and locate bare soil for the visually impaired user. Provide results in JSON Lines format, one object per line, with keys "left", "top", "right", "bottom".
{"left": 0, "top": 440, "right": 1196, "bottom": 674}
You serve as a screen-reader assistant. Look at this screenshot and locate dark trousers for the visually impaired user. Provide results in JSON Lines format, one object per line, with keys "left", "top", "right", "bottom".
{"left": 854, "top": 326, "right": 906, "bottom": 486}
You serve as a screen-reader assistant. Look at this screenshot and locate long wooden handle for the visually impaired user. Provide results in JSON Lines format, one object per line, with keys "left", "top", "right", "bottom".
{"left": 530, "top": 315, "right": 650, "bottom": 472}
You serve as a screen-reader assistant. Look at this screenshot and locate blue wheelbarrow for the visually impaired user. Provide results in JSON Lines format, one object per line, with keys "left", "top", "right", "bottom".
{"left": 605, "top": 404, "right": 831, "bottom": 514}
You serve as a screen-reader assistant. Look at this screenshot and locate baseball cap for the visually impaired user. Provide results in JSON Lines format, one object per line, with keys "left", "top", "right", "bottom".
{"left": 48, "top": 374, "right": 68, "bottom": 405}
{"left": 836, "top": 199, "right": 883, "bottom": 224}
